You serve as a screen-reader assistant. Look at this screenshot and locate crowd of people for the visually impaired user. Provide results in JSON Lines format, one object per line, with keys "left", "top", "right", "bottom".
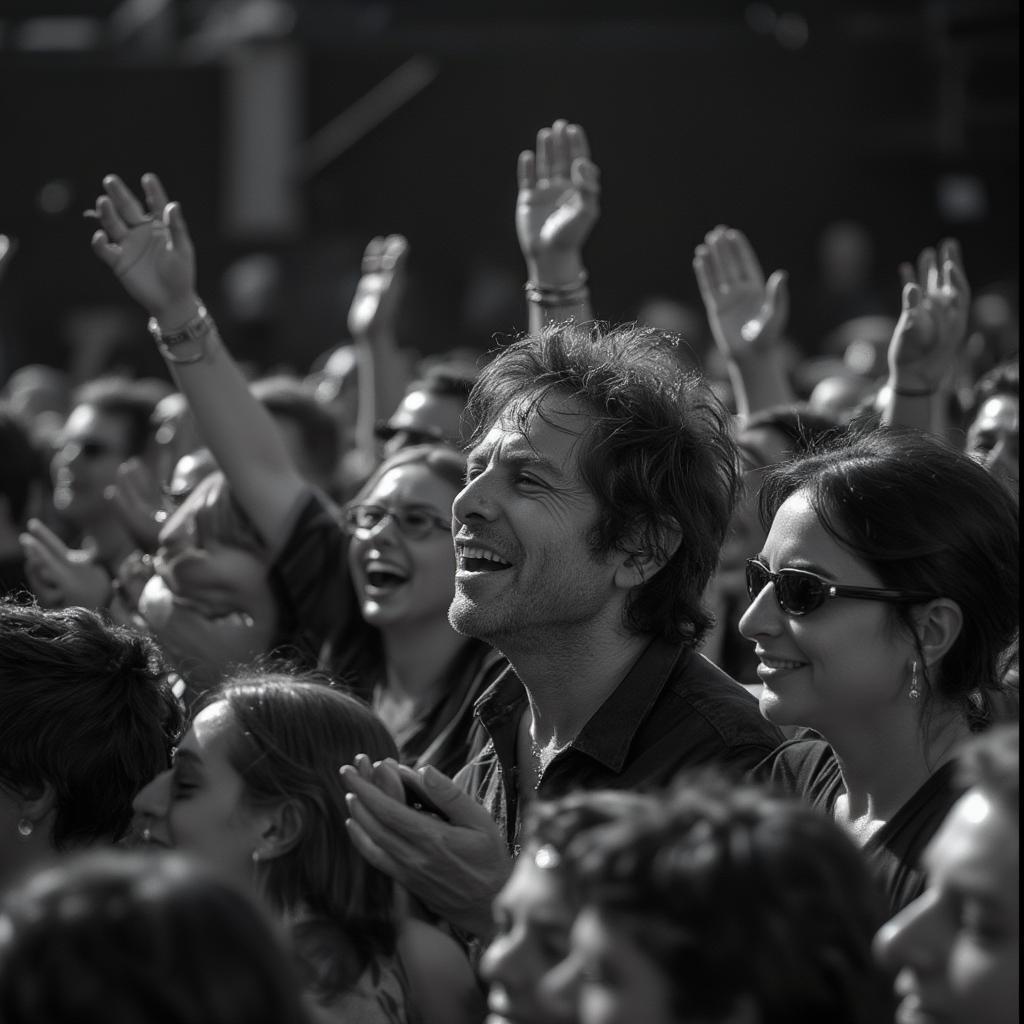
{"left": 0, "top": 115, "right": 1018, "bottom": 1024}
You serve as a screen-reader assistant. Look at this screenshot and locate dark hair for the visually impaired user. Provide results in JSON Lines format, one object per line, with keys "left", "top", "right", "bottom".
{"left": 969, "top": 356, "right": 1018, "bottom": 413}
{"left": 354, "top": 442, "right": 468, "bottom": 502}
{"left": 73, "top": 376, "right": 170, "bottom": 457}
{"left": 196, "top": 674, "right": 399, "bottom": 994}
{"left": 0, "top": 601, "right": 185, "bottom": 849}
{"left": 0, "top": 406, "right": 46, "bottom": 525}
{"left": 569, "top": 773, "right": 887, "bottom": 1024}
{"left": 957, "top": 722, "right": 1019, "bottom": 813}
{"left": 468, "top": 322, "right": 740, "bottom": 645}
{"left": 0, "top": 849, "right": 310, "bottom": 1024}
{"left": 252, "top": 375, "right": 340, "bottom": 484}
{"left": 758, "top": 428, "right": 1020, "bottom": 722}
{"left": 740, "top": 403, "right": 846, "bottom": 468}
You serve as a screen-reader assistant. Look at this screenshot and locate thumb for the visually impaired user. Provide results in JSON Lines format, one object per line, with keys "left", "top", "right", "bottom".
{"left": 764, "top": 269, "right": 789, "bottom": 322}
{"left": 570, "top": 157, "right": 601, "bottom": 196}
{"left": 166, "top": 202, "right": 192, "bottom": 255}
{"left": 410, "top": 765, "right": 496, "bottom": 830}
{"left": 901, "top": 281, "right": 921, "bottom": 311}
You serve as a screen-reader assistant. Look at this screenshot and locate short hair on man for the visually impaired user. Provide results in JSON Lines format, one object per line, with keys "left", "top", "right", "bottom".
{"left": 957, "top": 722, "right": 1018, "bottom": 813}
{"left": 0, "top": 601, "right": 185, "bottom": 849}
{"left": 467, "top": 322, "right": 741, "bottom": 646}
{"left": 72, "top": 376, "right": 171, "bottom": 458}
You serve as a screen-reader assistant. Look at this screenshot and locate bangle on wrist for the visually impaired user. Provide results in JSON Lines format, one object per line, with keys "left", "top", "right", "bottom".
{"left": 524, "top": 272, "right": 590, "bottom": 307}
{"left": 148, "top": 305, "right": 216, "bottom": 364}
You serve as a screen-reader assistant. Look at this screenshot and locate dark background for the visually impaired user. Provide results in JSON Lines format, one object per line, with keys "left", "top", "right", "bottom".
{"left": 0, "top": 0, "right": 1018, "bottom": 380}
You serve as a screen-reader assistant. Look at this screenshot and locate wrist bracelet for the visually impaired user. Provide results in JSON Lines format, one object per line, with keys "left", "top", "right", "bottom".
{"left": 148, "top": 305, "right": 216, "bottom": 364}
{"left": 891, "top": 384, "right": 936, "bottom": 398}
{"left": 524, "top": 271, "right": 590, "bottom": 307}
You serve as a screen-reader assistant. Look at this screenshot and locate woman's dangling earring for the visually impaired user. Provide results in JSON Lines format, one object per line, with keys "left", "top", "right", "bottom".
{"left": 17, "top": 818, "right": 34, "bottom": 838}
{"left": 909, "top": 660, "right": 921, "bottom": 701}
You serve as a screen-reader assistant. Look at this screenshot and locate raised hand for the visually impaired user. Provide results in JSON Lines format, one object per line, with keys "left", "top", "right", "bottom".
{"left": 516, "top": 119, "right": 600, "bottom": 276}
{"left": 89, "top": 173, "right": 198, "bottom": 324}
{"left": 347, "top": 234, "right": 409, "bottom": 342}
{"left": 888, "top": 238, "right": 970, "bottom": 392}
{"left": 20, "top": 518, "right": 112, "bottom": 609}
{"left": 693, "top": 225, "right": 789, "bottom": 359}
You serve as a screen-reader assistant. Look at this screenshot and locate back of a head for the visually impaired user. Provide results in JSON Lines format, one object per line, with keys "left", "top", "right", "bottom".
{"left": 0, "top": 849, "right": 310, "bottom": 1024}
{"left": 759, "top": 428, "right": 1020, "bottom": 710}
{"left": 0, "top": 601, "right": 184, "bottom": 852}
{"left": 569, "top": 773, "right": 887, "bottom": 1024}
{"left": 200, "top": 674, "right": 399, "bottom": 954}
{"left": 468, "top": 322, "right": 740, "bottom": 646}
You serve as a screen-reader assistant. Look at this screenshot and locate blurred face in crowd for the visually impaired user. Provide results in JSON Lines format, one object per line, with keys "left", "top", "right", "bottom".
{"left": 50, "top": 403, "right": 132, "bottom": 526}
{"left": 874, "top": 786, "right": 1019, "bottom": 1024}
{"left": 738, "top": 489, "right": 911, "bottom": 736}
{"left": 480, "top": 846, "right": 578, "bottom": 1024}
{"left": 139, "top": 474, "right": 277, "bottom": 685}
{"left": 379, "top": 387, "right": 467, "bottom": 457}
{"left": 347, "top": 463, "right": 458, "bottom": 633}
{"left": 965, "top": 394, "right": 1019, "bottom": 501}
{"left": 567, "top": 907, "right": 676, "bottom": 1024}
{"left": 450, "top": 393, "right": 620, "bottom": 650}
{"left": 133, "top": 701, "right": 273, "bottom": 887}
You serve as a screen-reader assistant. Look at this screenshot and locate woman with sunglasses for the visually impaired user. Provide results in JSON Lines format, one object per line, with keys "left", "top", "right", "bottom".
{"left": 86, "top": 171, "right": 502, "bottom": 774}
{"left": 741, "top": 428, "right": 1019, "bottom": 914}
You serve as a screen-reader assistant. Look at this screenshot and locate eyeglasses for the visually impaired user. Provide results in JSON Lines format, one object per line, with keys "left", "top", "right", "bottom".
{"left": 342, "top": 503, "right": 451, "bottom": 540}
{"left": 745, "top": 558, "right": 935, "bottom": 617}
{"left": 374, "top": 420, "right": 449, "bottom": 448}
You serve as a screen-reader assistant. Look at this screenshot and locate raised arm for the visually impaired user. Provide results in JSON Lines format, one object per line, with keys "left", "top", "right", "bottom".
{"left": 881, "top": 238, "right": 970, "bottom": 435}
{"left": 516, "top": 119, "right": 600, "bottom": 332}
{"left": 88, "top": 173, "right": 305, "bottom": 549}
{"left": 693, "top": 225, "right": 794, "bottom": 419}
{"left": 348, "top": 234, "right": 413, "bottom": 480}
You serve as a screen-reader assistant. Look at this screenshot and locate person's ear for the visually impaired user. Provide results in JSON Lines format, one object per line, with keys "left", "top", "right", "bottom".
{"left": 255, "top": 800, "right": 305, "bottom": 861}
{"left": 612, "top": 523, "right": 682, "bottom": 590}
{"left": 17, "top": 781, "right": 57, "bottom": 834}
{"left": 914, "top": 598, "right": 964, "bottom": 668}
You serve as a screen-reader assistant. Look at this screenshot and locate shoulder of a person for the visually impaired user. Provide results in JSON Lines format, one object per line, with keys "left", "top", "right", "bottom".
{"left": 755, "top": 735, "right": 836, "bottom": 783}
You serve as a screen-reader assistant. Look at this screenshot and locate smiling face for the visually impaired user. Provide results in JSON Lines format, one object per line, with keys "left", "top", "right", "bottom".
{"left": 131, "top": 701, "right": 272, "bottom": 888}
{"left": 737, "top": 490, "right": 912, "bottom": 735}
{"left": 480, "top": 851, "right": 578, "bottom": 1024}
{"left": 449, "top": 393, "right": 623, "bottom": 652}
{"left": 874, "top": 788, "right": 1019, "bottom": 1024}
{"left": 347, "top": 463, "right": 459, "bottom": 632}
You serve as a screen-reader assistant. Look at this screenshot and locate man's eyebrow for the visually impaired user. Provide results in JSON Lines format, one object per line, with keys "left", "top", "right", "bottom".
{"left": 172, "top": 748, "right": 202, "bottom": 767}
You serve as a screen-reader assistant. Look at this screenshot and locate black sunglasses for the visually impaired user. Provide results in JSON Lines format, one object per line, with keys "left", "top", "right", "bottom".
{"left": 745, "top": 558, "right": 935, "bottom": 617}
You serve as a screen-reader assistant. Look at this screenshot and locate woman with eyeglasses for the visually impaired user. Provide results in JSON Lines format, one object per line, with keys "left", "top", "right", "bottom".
{"left": 741, "top": 428, "right": 1019, "bottom": 914}
{"left": 86, "top": 171, "right": 502, "bottom": 774}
